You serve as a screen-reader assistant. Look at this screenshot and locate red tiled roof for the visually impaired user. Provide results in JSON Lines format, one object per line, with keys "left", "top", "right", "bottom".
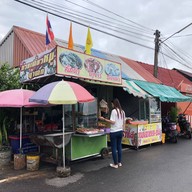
{"left": 120, "top": 57, "right": 162, "bottom": 84}
{"left": 138, "top": 62, "right": 192, "bottom": 88}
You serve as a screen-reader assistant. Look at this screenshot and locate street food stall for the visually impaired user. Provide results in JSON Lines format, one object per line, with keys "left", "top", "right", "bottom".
{"left": 122, "top": 98, "right": 162, "bottom": 148}
{"left": 19, "top": 45, "right": 171, "bottom": 162}
{"left": 19, "top": 45, "right": 122, "bottom": 164}
{"left": 29, "top": 101, "right": 108, "bottom": 164}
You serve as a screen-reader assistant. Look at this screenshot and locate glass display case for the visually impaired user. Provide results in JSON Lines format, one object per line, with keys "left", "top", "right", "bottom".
{"left": 77, "top": 100, "right": 98, "bottom": 128}
{"left": 139, "top": 98, "right": 161, "bottom": 123}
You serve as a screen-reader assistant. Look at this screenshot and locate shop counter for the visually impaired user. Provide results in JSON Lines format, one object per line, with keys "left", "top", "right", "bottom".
{"left": 29, "top": 132, "right": 73, "bottom": 148}
{"left": 122, "top": 122, "right": 162, "bottom": 148}
{"left": 66, "top": 133, "right": 108, "bottom": 161}
{"left": 29, "top": 131, "right": 108, "bottom": 164}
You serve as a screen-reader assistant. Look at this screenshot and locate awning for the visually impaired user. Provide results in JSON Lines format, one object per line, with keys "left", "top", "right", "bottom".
{"left": 81, "top": 79, "right": 124, "bottom": 87}
{"left": 82, "top": 79, "right": 152, "bottom": 98}
{"left": 134, "top": 80, "right": 192, "bottom": 102}
{"left": 123, "top": 80, "right": 152, "bottom": 98}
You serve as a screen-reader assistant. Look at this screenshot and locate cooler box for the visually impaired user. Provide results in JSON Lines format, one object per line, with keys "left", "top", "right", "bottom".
{"left": 9, "top": 135, "right": 38, "bottom": 154}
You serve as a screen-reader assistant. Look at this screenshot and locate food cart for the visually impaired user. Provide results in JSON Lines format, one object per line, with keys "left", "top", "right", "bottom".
{"left": 28, "top": 100, "right": 109, "bottom": 164}
{"left": 66, "top": 130, "right": 108, "bottom": 161}
{"left": 122, "top": 121, "right": 162, "bottom": 149}
{"left": 122, "top": 98, "right": 162, "bottom": 148}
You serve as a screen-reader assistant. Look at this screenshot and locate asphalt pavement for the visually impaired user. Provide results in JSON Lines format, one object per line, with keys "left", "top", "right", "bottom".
{"left": 1, "top": 137, "right": 192, "bottom": 192}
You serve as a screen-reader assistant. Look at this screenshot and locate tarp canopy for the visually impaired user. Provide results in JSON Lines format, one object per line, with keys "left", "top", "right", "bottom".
{"left": 81, "top": 79, "right": 124, "bottom": 87}
{"left": 134, "top": 80, "right": 192, "bottom": 102}
{"left": 123, "top": 80, "right": 152, "bottom": 99}
{"left": 82, "top": 79, "right": 152, "bottom": 99}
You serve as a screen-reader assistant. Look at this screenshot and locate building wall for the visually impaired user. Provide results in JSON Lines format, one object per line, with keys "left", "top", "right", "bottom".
{"left": 177, "top": 102, "right": 192, "bottom": 127}
{"left": 0, "top": 32, "right": 14, "bottom": 66}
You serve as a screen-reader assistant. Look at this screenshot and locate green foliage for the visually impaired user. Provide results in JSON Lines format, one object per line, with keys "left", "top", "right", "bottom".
{"left": 169, "top": 106, "right": 181, "bottom": 122}
{"left": 0, "top": 63, "right": 21, "bottom": 149}
{"left": 0, "top": 63, "right": 21, "bottom": 91}
{"left": 0, "top": 116, "right": 12, "bottom": 147}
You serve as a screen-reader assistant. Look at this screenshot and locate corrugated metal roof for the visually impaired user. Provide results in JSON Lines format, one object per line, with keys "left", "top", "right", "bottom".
{"left": 1, "top": 26, "right": 161, "bottom": 83}
{"left": 175, "top": 68, "right": 192, "bottom": 80}
{"left": 138, "top": 62, "right": 192, "bottom": 88}
{"left": 13, "top": 26, "right": 57, "bottom": 56}
{"left": 120, "top": 57, "right": 161, "bottom": 84}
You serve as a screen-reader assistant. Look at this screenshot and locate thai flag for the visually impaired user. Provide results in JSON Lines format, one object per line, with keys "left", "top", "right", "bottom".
{"left": 46, "top": 15, "right": 54, "bottom": 45}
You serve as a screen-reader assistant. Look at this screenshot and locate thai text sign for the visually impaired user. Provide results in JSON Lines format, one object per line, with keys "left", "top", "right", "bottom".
{"left": 20, "top": 48, "right": 56, "bottom": 82}
{"left": 122, "top": 123, "right": 162, "bottom": 147}
{"left": 122, "top": 125, "right": 138, "bottom": 146}
{"left": 57, "top": 46, "right": 122, "bottom": 84}
{"left": 137, "top": 123, "right": 162, "bottom": 146}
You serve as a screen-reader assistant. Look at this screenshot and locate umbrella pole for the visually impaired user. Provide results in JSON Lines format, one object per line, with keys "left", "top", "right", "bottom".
{"left": 20, "top": 108, "right": 22, "bottom": 150}
{"left": 62, "top": 105, "right": 65, "bottom": 168}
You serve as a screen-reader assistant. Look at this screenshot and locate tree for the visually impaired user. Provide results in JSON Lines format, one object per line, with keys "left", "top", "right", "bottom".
{"left": 0, "top": 63, "right": 21, "bottom": 91}
{"left": 0, "top": 62, "right": 41, "bottom": 91}
{"left": 0, "top": 63, "right": 20, "bottom": 146}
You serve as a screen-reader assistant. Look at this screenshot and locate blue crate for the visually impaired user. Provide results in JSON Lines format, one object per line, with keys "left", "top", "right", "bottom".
{"left": 9, "top": 135, "right": 38, "bottom": 154}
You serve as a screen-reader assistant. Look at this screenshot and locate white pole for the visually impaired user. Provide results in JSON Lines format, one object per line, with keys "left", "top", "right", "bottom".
{"left": 62, "top": 105, "right": 65, "bottom": 168}
{"left": 20, "top": 108, "right": 22, "bottom": 150}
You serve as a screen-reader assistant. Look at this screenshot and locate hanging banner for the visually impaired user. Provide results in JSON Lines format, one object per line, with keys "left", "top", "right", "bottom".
{"left": 20, "top": 48, "right": 56, "bottom": 82}
{"left": 57, "top": 46, "right": 122, "bottom": 84}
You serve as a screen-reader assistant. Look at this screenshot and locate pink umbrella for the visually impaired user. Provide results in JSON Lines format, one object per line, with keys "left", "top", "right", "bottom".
{"left": 0, "top": 89, "right": 45, "bottom": 150}
{"left": 30, "top": 80, "right": 95, "bottom": 168}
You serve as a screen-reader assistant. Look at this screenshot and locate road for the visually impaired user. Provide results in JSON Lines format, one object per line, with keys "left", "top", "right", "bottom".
{"left": 1, "top": 137, "right": 192, "bottom": 192}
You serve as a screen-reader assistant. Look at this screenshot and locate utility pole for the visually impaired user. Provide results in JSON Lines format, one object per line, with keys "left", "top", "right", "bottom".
{"left": 153, "top": 30, "right": 161, "bottom": 78}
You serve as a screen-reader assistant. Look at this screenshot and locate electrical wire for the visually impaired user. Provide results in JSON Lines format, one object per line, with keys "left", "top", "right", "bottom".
{"left": 162, "top": 33, "right": 192, "bottom": 39}
{"left": 165, "top": 40, "right": 192, "bottom": 62}
{"left": 14, "top": 0, "right": 192, "bottom": 71}
{"left": 160, "top": 43, "right": 192, "bottom": 70}
{"left": 32, "top": 0, "right": 154, "bottom": 41}
{"left": 30, "top": 0, "right": 154, "bottom": 40}
{"left": 65, "top": 0, "right": 154, "bottom": 34}
{"left": 163, "top": 43, "right": 192, "bottom": 67}
{"left": 14, "top": 0, "right": 155, "bottom": 50}
{"left": 79, "top": 0, "right": 154, "bottom": 32}
{"left": 161, "top": 22, "right": 192, "bottom": 43}
{"left": 159, "top": 46, "right": 176, "bottom": 87}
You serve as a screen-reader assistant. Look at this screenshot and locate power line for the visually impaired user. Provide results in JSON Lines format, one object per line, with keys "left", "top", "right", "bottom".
{"left": 35, "top": 0, "right": 154, "bottom": 37}
{"left": 14, "top": 0, "right": 155, "bottom": 50}
{"left": 161, "top": 22, "right": 192, "bottom": 43}
{"left": 14, "top": 0, "right": 192, "bottom": 71}
{"left": 33, "top": 0, "right": 154, "bottom": 41}
{"left": 161, "top": 43, "right": 192, "bottom": 70}
{"left": 163, "top": 43, "right": 192, "bottom": 67}
{"left": 159, "top": 46, "right": 176, "bottom": 87}
{"left": 165, "top": 40, "right": 192, "bottom": 61}
{"left": 162, "top": 33, "right": 192, "bottom": 39}
{"left": 79, "top": 0, "right": 154, "bottom": 33}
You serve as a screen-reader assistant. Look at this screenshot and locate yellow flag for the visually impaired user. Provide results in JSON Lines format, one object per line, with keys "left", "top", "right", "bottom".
{"left": 85, "top": 27, "right": 93, "bottom": 54}
{"left": 68, "top": 22, "right": 74, "bottom": 50}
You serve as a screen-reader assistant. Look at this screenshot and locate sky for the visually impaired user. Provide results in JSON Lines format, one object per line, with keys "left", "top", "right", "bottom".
{"left": 0, "top": 0, "right": 192, "bottom": 71}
